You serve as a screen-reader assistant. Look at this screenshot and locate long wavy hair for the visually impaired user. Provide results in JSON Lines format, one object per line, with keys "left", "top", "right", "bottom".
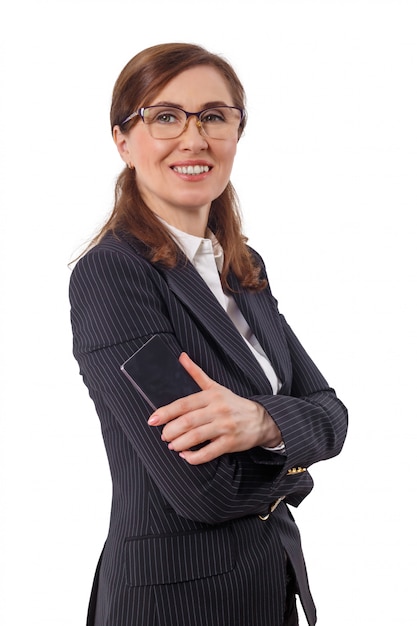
{"left": 90, "top": 43, "right": 266, "bottom": 291}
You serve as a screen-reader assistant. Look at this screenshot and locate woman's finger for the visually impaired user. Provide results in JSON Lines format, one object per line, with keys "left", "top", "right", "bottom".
{"left": 179, "top": 438, "right": 228, "bottom": 465}
{"left": 148, "top": 353, "right": 215, "bottom": 426}
{"left": 178, "top": 352, "right": 215, "bottom": 390}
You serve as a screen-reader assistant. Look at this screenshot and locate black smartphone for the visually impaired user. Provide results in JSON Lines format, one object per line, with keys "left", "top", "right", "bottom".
{"left": 120, "top": 335, "right": 201, "bottom": 411}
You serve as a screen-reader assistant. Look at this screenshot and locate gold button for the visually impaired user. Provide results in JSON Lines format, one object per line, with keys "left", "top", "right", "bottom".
{"left": 286, "top": 467, "right": 307, "bottom": 476}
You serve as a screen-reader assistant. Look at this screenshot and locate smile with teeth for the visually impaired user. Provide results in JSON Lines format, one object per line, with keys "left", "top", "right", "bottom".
{"left": 172, "top": 165, "right": 211, "bottom": 175}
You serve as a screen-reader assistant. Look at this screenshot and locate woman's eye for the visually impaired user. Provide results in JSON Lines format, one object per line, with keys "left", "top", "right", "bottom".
{"left": 155, "top": 111, "right": 180, "bottom": 124}
{"left": 201, "top": 110, "right": 225, "bottom": 123}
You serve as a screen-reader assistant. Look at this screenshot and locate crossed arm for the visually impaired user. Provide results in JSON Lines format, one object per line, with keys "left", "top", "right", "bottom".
{"left": 70, "top": 242, "right": 348, "bottom": 520}
{"left": 148, "top": 352, "right": 283, "bottom": 465}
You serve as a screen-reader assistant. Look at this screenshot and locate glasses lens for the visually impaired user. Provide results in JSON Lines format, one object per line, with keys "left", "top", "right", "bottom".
{"left": 143, "top": 106, "right": 187, "bottom": 139}
{"left": 199, "top": 107, "right": 242, "bottom": 139}
{"left": 143, "top": 106, "right": 242, "bottom": 139}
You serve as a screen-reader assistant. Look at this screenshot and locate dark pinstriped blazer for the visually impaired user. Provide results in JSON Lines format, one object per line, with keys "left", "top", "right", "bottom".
{"left": 69, "top": 231, "right": 348, "bottom": 626}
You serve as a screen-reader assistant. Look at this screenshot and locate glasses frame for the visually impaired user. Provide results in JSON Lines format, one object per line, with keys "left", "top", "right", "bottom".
{"left": 120, "top": 105, "right": 244, "bottom": 139}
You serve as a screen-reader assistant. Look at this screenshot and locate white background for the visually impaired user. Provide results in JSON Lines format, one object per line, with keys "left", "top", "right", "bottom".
{"left": 0, "top": 1, "right": 416, "bottom": 624}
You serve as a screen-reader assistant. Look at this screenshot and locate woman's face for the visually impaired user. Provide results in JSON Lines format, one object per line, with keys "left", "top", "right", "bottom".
{"left": 113, "top": 65, "right": 239, "bottom": 234}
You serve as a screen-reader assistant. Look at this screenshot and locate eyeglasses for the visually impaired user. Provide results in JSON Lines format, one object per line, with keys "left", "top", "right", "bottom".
{"left": 121, "top": 105, "right": 244, "bottom": 140}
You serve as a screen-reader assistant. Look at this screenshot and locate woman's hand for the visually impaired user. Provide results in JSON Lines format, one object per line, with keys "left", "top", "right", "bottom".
{"left": 147, "top": 353, "right": 283, "bottom": 465}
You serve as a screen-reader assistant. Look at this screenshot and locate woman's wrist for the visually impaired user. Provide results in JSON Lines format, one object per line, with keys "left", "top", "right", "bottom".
{"left": 254, "top": 403, "right": 283, "bottom": 448}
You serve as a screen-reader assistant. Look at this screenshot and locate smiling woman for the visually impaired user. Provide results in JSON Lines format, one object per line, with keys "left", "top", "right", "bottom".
{"left": 69, "top": 42, "right": 348, "bottom": 626}
{"left": 113, "top": 65, "right": 240, "bottom": 235}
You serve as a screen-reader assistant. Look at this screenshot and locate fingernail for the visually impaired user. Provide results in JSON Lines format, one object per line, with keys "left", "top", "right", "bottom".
{"left": 148, "top": 414, "right": 159, "bottom": 425}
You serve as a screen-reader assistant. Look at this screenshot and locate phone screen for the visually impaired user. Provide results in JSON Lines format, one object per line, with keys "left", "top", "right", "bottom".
{"left": 120, "top": 335, "right": 201, "bottom": 410}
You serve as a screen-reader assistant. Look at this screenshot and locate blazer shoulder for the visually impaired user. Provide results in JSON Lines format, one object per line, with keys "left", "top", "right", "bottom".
{"left": 70, "top": 232, "right": 156, "bottom": 288}
{"left": 69, "top": 232, "right": 172, "bottom": 353}
{"left": 73, "top": 231, "right": 148, "bottom": 267}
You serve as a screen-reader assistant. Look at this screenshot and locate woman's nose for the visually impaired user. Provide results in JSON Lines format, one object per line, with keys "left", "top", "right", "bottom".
{"left": 179, "top": 116, "right": 209, "bottom": 148}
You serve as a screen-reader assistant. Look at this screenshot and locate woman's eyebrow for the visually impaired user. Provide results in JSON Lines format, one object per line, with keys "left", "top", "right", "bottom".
{"left": 151, "top": 100, "right": 231, "bottom": 109}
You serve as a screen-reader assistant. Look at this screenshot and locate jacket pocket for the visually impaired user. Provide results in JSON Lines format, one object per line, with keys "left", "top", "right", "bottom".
{"left": 124, "top": 526, "right": 235, "bottom": 586}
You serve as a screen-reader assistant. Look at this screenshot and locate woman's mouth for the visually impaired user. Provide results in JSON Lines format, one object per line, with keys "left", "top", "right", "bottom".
{"left": 171, "top": 165, "right": 211, "bottom": 175}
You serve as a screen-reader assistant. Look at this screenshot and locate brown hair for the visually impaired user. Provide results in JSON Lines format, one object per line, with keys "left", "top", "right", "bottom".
{"left": 91, "top": 43, "right": 266, "bottom": 291}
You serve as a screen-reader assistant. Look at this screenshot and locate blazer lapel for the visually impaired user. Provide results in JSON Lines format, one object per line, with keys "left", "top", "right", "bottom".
{"left": 227, "top": 272, "right": 291, "bottom": 394}
{"left": 159, "top": 261, "right": 274, "bottom": 394}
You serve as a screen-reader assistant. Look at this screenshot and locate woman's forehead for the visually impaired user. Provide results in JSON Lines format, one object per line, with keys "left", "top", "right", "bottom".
{"left": 150, "top": 66, "right": 234, "bottom": 107}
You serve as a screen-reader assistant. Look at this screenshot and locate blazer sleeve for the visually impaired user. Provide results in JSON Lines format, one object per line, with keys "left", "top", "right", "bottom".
{"left": 249, "top": 315, "right": 348, "bottom": 473}
{"left": 245, "top": 250, "right": 348, "bottom": 488}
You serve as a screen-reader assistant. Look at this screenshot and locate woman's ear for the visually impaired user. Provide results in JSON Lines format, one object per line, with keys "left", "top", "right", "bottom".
{"left": 113, "top": 125, "right": 130, "bottom": 165}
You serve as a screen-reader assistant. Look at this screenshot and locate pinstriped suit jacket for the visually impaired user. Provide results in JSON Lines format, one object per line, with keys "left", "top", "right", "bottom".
{"left": 69, "top": 231, "right": 348, "bottom": 626}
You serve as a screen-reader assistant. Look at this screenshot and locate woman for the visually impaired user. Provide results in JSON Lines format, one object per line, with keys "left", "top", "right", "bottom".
{"left": 69, "top": 43, "right": 348, "bottom": 626}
